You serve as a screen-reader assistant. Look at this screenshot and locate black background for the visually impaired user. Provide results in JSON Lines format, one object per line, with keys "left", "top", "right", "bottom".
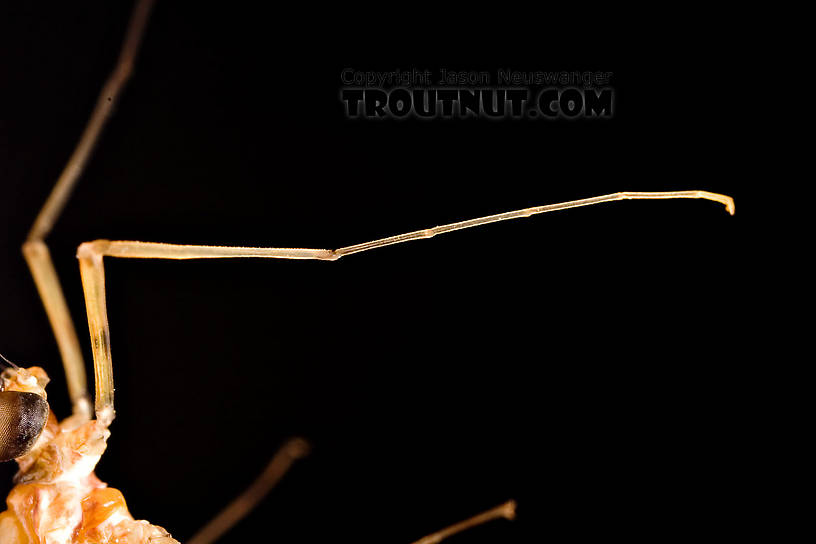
{"left": 1, "top": 3, "right": 746, "bottom": 543}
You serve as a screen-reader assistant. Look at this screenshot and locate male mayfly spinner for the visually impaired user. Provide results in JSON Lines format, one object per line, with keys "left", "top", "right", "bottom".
{"left": 0, "top": 1, "right": 735, "bottom": 543}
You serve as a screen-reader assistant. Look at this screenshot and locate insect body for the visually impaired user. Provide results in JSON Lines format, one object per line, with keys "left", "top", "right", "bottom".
{"left": 0, "top": 191, "right": 735, "bottom": 544}
{"left": 0, "top": 366, "right": 178, "bottom": 544}
{"left": 0, "top": 2, "right": 736, "bottom": 543}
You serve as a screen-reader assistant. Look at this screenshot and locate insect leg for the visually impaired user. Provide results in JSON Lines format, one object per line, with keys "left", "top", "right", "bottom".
{"left": 410, "top": 500, "right": 517, "bottom": 544}
{"left": 74, "top": 191, "right": 732, "bottom": 540}
{"left": 75, "top": 242, "right": 335, "bottom": 423}
{"left": 21, "top": 241, "right": 90, "bottom": 418}
{"left": 187, "top": 437, "right": 310, "bottom": 544}
{"left": 22, "top": 0, "right": 155, "bottom": 420}
{"left": 333, "top": 190, "right": 734, "bottom": 258}
{"left": 76, "top": 190, "right": 733, "bottom": 422}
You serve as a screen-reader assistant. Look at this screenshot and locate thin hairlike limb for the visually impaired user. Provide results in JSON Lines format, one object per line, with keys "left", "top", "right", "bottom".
{"left": 23, "top": 0, "right": 155, "bottom": 419}
{"left": 187, "top": 438, "right": 310, "bottom": 544}
{"left": 27, "top": 0, "right": 155, "bottom": 242}
{"left": 77, "top": 247, "right": 114, "bottom": 426}
{"left": 22, "top": 241, "right": 90, "bottom": 418}
{"left": 74, "top": 190, "right": 732, "bottom": 543}
{"left": 76, "top": 190, "right": 733, "bottom": 421}
{"left": 410, "top": 500, "right": 517, "bottom": 544}
{"left": 334, "top": 190, "right": 734, "bottom": 257}
{"left": 75, "top": 243, "right": 337, "bottom": 420}
{"left": 79, "top": 240, "right": 336, "bottom": 261}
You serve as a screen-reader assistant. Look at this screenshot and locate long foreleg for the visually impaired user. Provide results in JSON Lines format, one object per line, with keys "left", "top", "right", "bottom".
{"left": 22, "top": 0, "right": 156, "bottom": 420}
{"left": 76, "top": 190, "right": 733, "bottom": 423}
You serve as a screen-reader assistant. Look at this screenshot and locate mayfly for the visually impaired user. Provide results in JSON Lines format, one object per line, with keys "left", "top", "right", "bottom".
{"left": 0, "top": 1, "right": 735, "bottom": 543}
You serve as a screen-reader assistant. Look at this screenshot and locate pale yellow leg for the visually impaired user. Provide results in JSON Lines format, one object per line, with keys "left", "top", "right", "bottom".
{"left": 21, "top": 240, "right": 90, "bottom": 418}
{"left": 26, "top": 0, "right": 155, "bottom": 243}
{"left": 73, "top": 190, "right": 732, "bottom": 540}
{"left": 77, "top": 189, "right": 734, "bottom": 422}
{"left": 18, "top": 1, "right": 299, "bottom": 541}
{"left": 22, "top": 0, "right": 155, "bottom": 420}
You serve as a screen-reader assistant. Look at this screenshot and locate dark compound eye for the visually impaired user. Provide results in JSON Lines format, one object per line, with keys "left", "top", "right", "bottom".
{"left": 0, "top": 391, "right": 49, "bottom": 462}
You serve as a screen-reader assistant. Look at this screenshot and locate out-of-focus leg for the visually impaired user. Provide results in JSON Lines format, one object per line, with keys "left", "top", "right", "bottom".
{"left": 410, "top": 500, "right": 517, "bottom": 544}
{"left": 187, "top": 438, "right": 310, "bottom": 544}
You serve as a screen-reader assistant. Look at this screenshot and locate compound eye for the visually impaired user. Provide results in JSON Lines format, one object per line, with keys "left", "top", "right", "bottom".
{"left": 0, "top": 391, "right": 49, "bottom": 462}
